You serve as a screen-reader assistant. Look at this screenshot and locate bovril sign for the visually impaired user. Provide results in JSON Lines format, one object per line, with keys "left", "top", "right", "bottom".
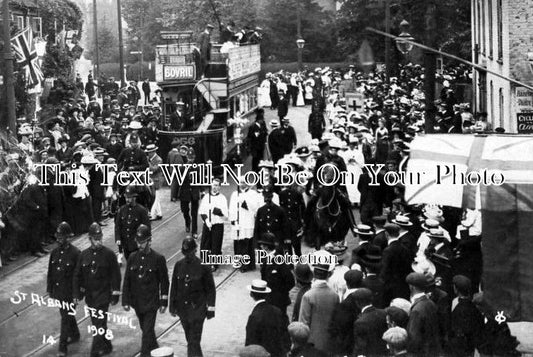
{"left": 163, "top": 65, "right": 195, "bottom": 81}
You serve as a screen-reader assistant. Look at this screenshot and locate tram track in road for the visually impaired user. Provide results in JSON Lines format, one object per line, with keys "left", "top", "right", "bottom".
{"left": 131, "top": 268, "right": 240, "bottom": 357}
{"left": 22, "top": 206, "right": 187, "bottom": 357}
{"left": 23, "top": 225, "right": 239, "bottom": 357}
{"left": 0, "top": 206, "right": 182, "bottom": 330}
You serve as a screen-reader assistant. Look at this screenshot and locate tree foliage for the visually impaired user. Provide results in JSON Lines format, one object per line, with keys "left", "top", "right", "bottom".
{"left": 337, "top": 0, "right": 471, "bottom": 63}
{"left": 35, "top": 0, "right": 83, "bottom": 40}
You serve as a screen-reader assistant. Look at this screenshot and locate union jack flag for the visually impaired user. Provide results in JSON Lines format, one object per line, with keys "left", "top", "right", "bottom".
{"left": 11, "top": 27, "right": 44, "bottom": 87}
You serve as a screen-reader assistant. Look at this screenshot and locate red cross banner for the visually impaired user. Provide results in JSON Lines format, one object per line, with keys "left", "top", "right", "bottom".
{"left": 11, "top": 27, "right": 44, "bottom": 87}
{"left": 405, "top": 134, "right": 533, "bottom": 321}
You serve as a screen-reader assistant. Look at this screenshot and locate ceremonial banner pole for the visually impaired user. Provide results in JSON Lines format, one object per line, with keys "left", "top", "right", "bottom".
{"left": 2, "top": 0, "right": 16, "bottom": 133}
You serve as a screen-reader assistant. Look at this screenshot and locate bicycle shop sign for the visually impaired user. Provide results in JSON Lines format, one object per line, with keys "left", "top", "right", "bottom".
{"left": 517, "top": 112, "right": 533, "bottom": 133}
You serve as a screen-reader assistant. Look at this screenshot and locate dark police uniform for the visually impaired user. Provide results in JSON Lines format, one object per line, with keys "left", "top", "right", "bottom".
{"left": 117, "top": 146, "right": 149, "bottom": 172}
{"left": 115, "top": 203, "right": 150, "bottom": 259}
{"left": 73, "top": 246, "right": 121, "bottom": 357}
{"left": 169, "top": 254, "right": 216, "bottom": 357}
{"left": 122, "top": 249, "right": 169, "bottom": 356}
{"left": 253, "top": 202, "right": 290, "bottom": 250}
{"left": 278, "top": 187, "right": 305, "bottom": 256}
{"left": 47, "top": 243, "right": 81, "bottom": 354}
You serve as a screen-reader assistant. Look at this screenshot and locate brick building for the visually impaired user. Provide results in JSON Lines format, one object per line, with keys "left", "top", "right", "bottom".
{"left": 471, "top": 0, "right": 533, "bottom": 133}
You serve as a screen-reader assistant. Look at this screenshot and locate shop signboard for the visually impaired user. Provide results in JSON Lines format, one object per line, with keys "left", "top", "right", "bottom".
{"left": 517, "top": 112, "right": 533, "bottom": 133}
{"left": 516, "top": 87, "right": 533, "bottom": 112}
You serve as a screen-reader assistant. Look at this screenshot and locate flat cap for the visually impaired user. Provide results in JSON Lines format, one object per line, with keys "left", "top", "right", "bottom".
{"left": 385, "top": 306, "right": 409, "bottom": 328}
{"left": 382, "top": 326, "right": 408, "bottom": 345}
{"left": 287, "top": 321, "right": 310, "bottom": 340}
{"left": 406, "top": 272, "right": 427, "bottom": 288}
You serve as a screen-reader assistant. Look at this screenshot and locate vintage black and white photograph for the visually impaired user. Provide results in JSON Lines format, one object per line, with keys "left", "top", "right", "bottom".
{"left": 0, "top": 0, "right": 532, "bottom": 356}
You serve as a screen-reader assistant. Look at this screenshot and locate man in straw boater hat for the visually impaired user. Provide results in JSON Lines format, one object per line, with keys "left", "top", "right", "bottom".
{"left": 245, "top": 279, "right": 290, "bottom": 357}
{"left": 424, "top": 227, "right": 454, "bottom": 294}
{"left": 122, "top": 224, "right": 169, "bottom": 357}
{"left": 350, "top": 224, "right": 375, "bottom": 267}
{"left": 115, "top": 186, "right": 151, "bottom": 260}
{"left": 298, "top": 250, "right": 338, "bottom": 354}
{"left": 145, "top": 144, "right": 163, "bottom": 221}
{"left": 73, "top": 223, "right": 121, "bottom": 357}
{"left": 381, "top": 223, "right": 412, "bottom": 305}
{"left": 47, "top": 222, "right": 80, "bottom": 357}
{"left": 391, "top": 213, "right": 417, "bottom": 256}
{"left": 170, "top": 237, "right": 215, "bottom": 357}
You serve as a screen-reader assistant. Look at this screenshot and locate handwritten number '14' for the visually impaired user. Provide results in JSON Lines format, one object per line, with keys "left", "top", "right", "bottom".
{"left": 42, "top": 335, "right": 57, "bottom": 345}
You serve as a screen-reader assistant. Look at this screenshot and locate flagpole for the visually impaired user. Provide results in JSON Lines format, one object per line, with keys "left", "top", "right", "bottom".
{"left": 2, "top": 0, "right": 17, "bottom": 134}
{"left": 92, "top": 0, "right": 100, "bottom": 83}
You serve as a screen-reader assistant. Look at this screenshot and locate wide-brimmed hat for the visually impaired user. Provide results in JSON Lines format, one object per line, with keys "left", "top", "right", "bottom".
{"left": 355, "top": 224, "right": 374, "bottom": 236}
{"left": 81, "top": 155, "right": 99, "bottom": 164}
{"left": 145, "top": 144, "right": 158, "bottom": 153}
{"left": 247, "top": 279, "right": 271, "bottom": 294}
{"left": 129, "top": 121, "right": 142, "bottom": 130}
{"left": 427, "top": 228, "right": 446, "bottom": 239}
{"left": 269, "top": 119, "right": 280, "bottom": 128}
{"left": 421, "top": 218, "right": 440, "bottom": 231}
{"left": 392, "top": 215, "right": 413, "bottom": 227}
{"left": 295, "top": 146, "right": 311, "bottom": 158}
{"left": 324, "top": 242, "right": 348, "bottom": 257}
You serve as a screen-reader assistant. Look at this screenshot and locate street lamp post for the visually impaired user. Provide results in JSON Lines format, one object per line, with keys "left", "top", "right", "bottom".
{"left": 395, "top": 20, "right": 414, "bottom": 55}
{"left": 296, "top": 38, "right": 305, "bottom": 71}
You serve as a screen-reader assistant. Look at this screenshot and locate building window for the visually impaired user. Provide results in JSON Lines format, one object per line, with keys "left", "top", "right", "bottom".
{"left": 16, "top": 15, "right": 25, "bottom": 30}
{"left": 499, "top": 88, "right": 504, "bottom": 128}
{"left": 31, "top": 17, "right": 42, "bottom": 38}
{"left": 497, "top": 0, "right": 503, "bottom": 60}
{"left": 488, "top": 0, "right": 493, "bottom": 58}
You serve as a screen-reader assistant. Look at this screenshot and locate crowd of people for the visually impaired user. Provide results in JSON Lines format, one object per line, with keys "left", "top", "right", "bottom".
{"left": 0, "top": 60, "right": 522, "bottom": 357}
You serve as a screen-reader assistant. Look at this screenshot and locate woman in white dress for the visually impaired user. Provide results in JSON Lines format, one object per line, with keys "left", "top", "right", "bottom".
{"left": 341, "top": 136, "right": 365, "bottom": 206}
{"left": 296, "top": 78, "right": 305, "bottom": 106}
{"left": 257, "top": 76, "right": 272, "bottom": 108}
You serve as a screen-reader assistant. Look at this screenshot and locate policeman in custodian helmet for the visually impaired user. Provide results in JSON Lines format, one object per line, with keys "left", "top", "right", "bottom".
{"left": 122, "top": 224, "right": 169, "bottom": 357}
{"left": 169, "top": 237, "right": 216, "bottom": 357}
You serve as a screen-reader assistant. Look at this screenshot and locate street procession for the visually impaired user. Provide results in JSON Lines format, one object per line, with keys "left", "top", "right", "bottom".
{"left": 1, "top": 0, "right": 533, "bottom": 356}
